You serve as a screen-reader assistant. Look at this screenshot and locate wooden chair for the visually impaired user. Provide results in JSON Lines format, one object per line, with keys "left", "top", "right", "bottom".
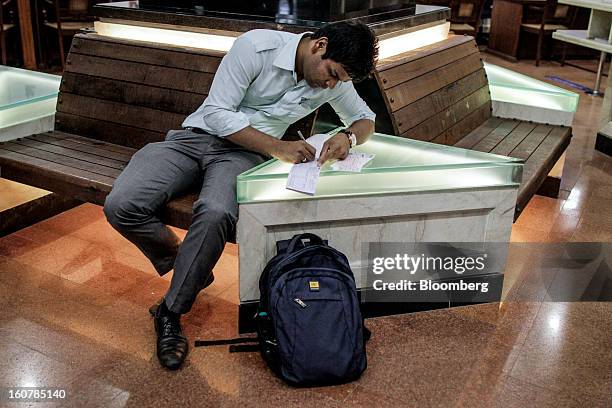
{"left": 40, "top": 0, "right": 94, "bottom": 69}
{"left": 520, "top": 0, "right": 577, "bottom": 66}
{"left": 448, "top": 0, "right": 487, "bottom": 37}
{"left": 416, "top": 0, "right": 486, "bottom": 38}
{"left": 0, "top": 0, "right": 18, "bottom": 65}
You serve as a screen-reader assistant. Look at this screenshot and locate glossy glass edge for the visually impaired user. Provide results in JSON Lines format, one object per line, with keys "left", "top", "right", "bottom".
{"left": 237, "top": 182, "right": 521, "bottom": 204}
{"left": 238, "top": 160, "right": 524, "bottom": 181}
{"left": 483, "top": 63, "right": 580, "bottom": 99}
{"left": 0, "top": 67, "right": 61, "bottom": 111}
{"left": 238, "top": 130, "right": 524, "bottom": 181}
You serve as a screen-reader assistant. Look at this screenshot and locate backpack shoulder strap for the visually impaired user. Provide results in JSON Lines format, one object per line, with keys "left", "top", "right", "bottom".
{"left": 194, "top": 337, "right": 258, "bottom": 347}
{"left": 363, "top": 326, "right": 371, "bottom": 342}
{"left": 229, "top": 344, "right": 260, "bottom": 353}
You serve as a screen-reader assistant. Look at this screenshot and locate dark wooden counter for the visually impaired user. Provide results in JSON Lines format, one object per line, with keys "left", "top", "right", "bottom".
{"left": 94, "top": 2, "right": 450, "bottom": 36}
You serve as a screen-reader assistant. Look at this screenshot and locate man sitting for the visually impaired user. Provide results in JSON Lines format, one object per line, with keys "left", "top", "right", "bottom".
{"left": 103, "top": 21, "right": 379, "bottom": 370}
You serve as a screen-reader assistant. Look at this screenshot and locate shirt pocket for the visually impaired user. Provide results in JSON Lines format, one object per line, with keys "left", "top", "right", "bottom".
{"left": 272, "top": 98, "right": 320, "bottom": 124}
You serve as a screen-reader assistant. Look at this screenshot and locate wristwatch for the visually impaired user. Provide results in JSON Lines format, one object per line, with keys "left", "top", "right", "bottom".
{"left": 340, "top": 129, "right": 357, "bottom": 148}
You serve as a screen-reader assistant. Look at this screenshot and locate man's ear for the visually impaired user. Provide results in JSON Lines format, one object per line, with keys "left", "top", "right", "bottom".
{"left": 311, "top": 37, "right": 328, "bottom": 54}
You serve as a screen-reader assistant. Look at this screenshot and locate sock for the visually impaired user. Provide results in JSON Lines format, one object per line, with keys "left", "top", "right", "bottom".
{"left": 159, "top": 299, "right": 180, "bottom": 319}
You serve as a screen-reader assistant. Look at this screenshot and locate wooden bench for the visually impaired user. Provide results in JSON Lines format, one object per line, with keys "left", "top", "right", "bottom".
{"left": 352, "top": 35, "right": 572, "bottom": 219}
{"left": 0, "top": 32, "right": 571, "bottom": 231}
{"left": 0, "top": 33, "right": 316, "bottom": 232}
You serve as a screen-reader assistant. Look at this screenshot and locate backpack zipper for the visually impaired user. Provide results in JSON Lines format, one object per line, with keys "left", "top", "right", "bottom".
{"left": 293, "top": 298, "right": 307, "bottom": 308}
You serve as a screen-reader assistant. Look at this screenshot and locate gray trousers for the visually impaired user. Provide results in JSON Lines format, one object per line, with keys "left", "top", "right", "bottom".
{"left": 103, "top": 129, "right": 267, "bottom": 314}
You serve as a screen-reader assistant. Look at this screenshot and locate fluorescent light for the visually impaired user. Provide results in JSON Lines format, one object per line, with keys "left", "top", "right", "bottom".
{"left": 95, "top": 20, "right": 449, "bottom": 59}
{"left": 378, "top": 22, "right": 450, "bottom": 59}
{"left": 94, "top": 21, "right": 237, "bottom": 52}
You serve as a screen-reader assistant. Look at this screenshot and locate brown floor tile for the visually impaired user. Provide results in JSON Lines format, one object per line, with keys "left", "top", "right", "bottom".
{"left": 509, "top": 303, "right": 612, "bottom": 402}
{"left": 548, "top": 208, "right": 582, "bottom": 242}
{"left": 0, "top": 233, "right": 41, "bottom": 258}
{"left": 0, "top": 178, "right": 50, "bottom": 211}
{"left": 0, "top": 257, "right": 115, "bottom": 308}
{"left": 0, "top": 340, "right": 84, "bottom": 388}
{"left": 524, "top": 302, "right": 612, "bottom": 350}
{"left": 354, "top": 311, "right": 516, "bottom": 407}
{"left": 61, "top": 375, "right": 126, "bottom": 408}
{"left": 488, "top": 375, "right": 607, "bottom": 408}
{"left": 0, "top": 317, "right": 112, "bottom": 371}
{"left": 342, "top": 385, "right": 412, "bottom": 407}
{"left": 511, "top": 226, "right": 552, "bottom": 243}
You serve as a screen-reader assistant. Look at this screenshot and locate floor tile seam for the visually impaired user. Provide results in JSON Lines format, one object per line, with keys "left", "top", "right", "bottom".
{"left": 79, "top": 270, "right": 159, "bottom": 299}
{"left": 505, "top": 372, "right": 608, "bottom": 405}
{"left": 338, "top": 383, "right": 360, "bottom": 404}
{"left": 343, "top": 384, "right": 416, "bottom": 406}
{"left": 11, "top": 224, "right": 86, "bottom": 245}
{"left": 2, "top": 337, "right": 89, "bottom": 383}
{"left": 498, "top": 300, "right": 543, "bottom": 375}
{"left": 1, "top": 229, "right": 40, "bottom": 246}
{"left": 546, "top": 211, "right": 579, "bottom": 241}
{"left": 1, "top": 314, "right": 117, "bottom": 365}
{"left": 61, "top": 370, "right": 126, "bottom": 403}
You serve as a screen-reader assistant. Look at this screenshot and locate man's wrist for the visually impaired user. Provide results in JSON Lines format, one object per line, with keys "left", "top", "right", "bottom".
{"left": 340, "top": 129, "right": 357, "bottom": 148}
{"left": 267, "top": 138, "right": 283, "bottom": 157}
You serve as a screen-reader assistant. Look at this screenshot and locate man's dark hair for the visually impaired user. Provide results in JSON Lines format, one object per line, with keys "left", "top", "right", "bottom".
{"left": 311, "top": 21, "right": 379, "bottom": 83}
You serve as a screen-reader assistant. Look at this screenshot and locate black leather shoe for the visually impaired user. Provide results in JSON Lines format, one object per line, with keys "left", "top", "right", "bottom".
{"left": 154, "top": 304, "right": 188, "bottom": 371}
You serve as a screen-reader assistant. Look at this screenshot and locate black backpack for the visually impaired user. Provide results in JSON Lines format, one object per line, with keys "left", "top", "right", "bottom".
{"left": 197, "top": 233, "right": 369, "bottom": 387}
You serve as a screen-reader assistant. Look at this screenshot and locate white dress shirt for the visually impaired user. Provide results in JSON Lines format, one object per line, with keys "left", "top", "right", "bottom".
{"left": 182, "top": 29, "right": 376, "bottom": 138}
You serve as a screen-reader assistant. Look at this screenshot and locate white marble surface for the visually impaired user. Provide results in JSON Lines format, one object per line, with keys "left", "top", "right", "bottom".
{"left": 237, "top": 186, "right": 518, "bottom": 302}
{"left": 492, "top": 101, "right": 574, "bottom": 126}
{"left": 0, "top": 115, "right": 55, "bottom": 142}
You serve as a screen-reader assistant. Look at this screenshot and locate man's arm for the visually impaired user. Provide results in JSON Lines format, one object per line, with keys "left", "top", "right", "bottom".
{"left": 318, "top": 81, "right": 376, "bottom": 165}
{"left": 317, "top": 118, "right": 374, "bottom": 165}
{"left": 226, "top": 126, "right": 316, "bottom": 164}
{"left": 195, "top": 35, "right": 315, "bottom": 163}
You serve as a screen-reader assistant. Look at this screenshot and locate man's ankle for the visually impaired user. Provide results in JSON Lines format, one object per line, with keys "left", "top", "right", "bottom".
{"left": 158, "top": 299, "right": 180, "bottom": 319}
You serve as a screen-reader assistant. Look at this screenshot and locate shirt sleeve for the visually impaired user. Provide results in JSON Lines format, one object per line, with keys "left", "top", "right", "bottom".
{"left": 327, "top": 82, "right": 376, "bottom": 127}
{"left": 198, "top": 36, "right": 262, "bottom": 137}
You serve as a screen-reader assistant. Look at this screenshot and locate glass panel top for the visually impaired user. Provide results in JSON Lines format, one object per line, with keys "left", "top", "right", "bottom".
{"left": 0, "top": 66, "right": 61, "bottom": 111}
{"left": 484, "top": 62, "right": 579, "bottom": 112}
{"left": 237, "top": 130, "right": 523, "bottom": 203}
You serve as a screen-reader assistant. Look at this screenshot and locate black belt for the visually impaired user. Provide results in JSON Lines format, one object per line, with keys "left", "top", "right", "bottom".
{"left": 183, "top": 126, "right": 207, "bottom": 134}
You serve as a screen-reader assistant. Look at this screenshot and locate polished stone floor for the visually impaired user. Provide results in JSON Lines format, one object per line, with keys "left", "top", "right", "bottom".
{"left": 0, "top": 56, "right": 611, "bottom": 407}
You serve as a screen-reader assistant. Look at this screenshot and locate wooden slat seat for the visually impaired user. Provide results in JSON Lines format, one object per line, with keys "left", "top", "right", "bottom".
{"left": 0, "top": 131, "right": 198, "bottom": 229}
{"left": 368, "top": 35, "right": 573, "bottom": 220}
{"left": 0, "top": 33, "right": 316, "bottom": 233}
{"left": 455, "top": 119, "right": 572, "bottom": 216}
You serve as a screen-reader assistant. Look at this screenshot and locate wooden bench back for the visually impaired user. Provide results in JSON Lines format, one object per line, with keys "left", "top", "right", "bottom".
{"left": 57, "top": 33, "right": 316, "bottom": 149}
{"left": 373, "top": 35, "right": 491, "bottom": 145}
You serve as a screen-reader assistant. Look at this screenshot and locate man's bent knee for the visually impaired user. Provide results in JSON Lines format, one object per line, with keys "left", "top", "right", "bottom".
{"left": 104, "top": 190, "right": 149, "bottom": 230}
{"left": 192, "top": 199, "right": 237, "bottom": 228}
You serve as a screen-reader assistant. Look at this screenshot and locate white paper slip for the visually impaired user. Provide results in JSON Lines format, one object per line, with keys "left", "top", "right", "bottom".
{"left": 305, "top": 133, "right": 333, "bottom": 159}
{"left": 284, "top": 133, "right": 332, "bottom": 195}
{"left": 286, "top": 161, "right": 321, "bottom": 195}
{"left": 331, "top": 152, "right": 375, "bottom": 172}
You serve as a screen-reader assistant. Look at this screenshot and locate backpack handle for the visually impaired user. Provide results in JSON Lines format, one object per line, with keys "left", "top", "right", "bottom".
{"left": 286, "top": 233, "right": 325, "bottom": 254}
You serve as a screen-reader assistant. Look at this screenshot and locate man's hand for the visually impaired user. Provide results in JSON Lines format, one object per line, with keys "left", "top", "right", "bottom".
{"left": 318, "top": 133, "right": 351, "bottom": 166}
{"left": 272, "top": 140, "right": 317, "bottom": 164}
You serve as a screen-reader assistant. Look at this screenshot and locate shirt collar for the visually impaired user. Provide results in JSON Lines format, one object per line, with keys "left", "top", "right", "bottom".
{"left": 272, "top": 32, "right": 312, "bottom": 82}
